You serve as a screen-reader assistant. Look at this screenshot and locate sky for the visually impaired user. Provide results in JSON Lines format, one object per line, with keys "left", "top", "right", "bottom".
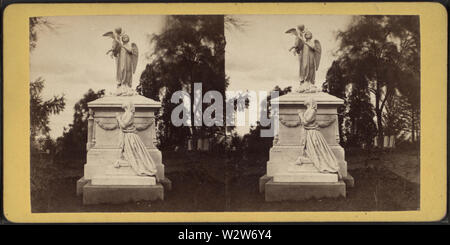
{"left": 30, "top": 15, "right": 165, "bottom": 138}
{"left": 31, "top": 14, "right": 352, "bottom": 139}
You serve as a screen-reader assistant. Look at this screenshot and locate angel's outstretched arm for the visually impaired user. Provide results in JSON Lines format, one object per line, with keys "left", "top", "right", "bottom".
{"left": 298, "top": 33, "right": 305, "bottom": 42}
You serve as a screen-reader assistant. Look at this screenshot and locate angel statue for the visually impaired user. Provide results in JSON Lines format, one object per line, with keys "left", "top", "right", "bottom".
{"left": 295, "top": 97, "right": 341, "bottom": 177}
{"left": 103, "top": 28, "right": 139, "bottom": 96}
{"left": 286, "top": 25, "right": 322, "bottom": 93}
{"left": 103, "top": 27, "right": 123, "bottom": 58}
{"left": 114, "top": 101, "right": 158, "bottom": 179}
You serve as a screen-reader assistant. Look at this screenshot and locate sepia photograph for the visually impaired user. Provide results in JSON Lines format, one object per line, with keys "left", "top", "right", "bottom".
{"left": 28, "top": 13, "right": 422, "bottom": 213}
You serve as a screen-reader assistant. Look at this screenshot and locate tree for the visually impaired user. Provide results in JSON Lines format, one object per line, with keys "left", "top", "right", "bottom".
{"left": 137, "top": 15, "right": 229, "bottom": 150}
{"left": 30, "top": 17, "right": 65, "bottom": 147}
{"left": 323, "top": 59, "right": 348, "bottom": 145}
{"left": 259, "top": 85, "right": 292, "bottom": 123}
{"left": 30, "top": 77, "right": 65, "bottom": 147}
{"left": 56, "top": 89, "right": 104, "bottom": 162}
{"left": 334, "top": 15, "right": 420, "bottom": 148}
{"left": 29, "top": 17, "right": 57, "bottom": 51}
{"left": 344, "top": 85, "right": 378, "bottom": 148}
{"left": 241, "top": 86, "right": 292, "bottom": 161}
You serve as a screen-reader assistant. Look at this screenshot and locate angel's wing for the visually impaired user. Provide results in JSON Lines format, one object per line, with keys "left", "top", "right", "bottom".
{"left": 314, "top": 39, "right": 322, "bottom": 70}
{"left": 131, "top": 43, "right": 139, "bottom": 73}
{"left": 102, "top": 31, "right": 114, "bottom": 38}
{"left": 285, "top": 28, "right": 298, "bottom": 36}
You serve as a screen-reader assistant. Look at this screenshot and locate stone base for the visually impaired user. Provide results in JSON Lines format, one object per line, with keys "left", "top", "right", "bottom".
{"left": 259, "top": 175, "right": 273, "bottom": 193}
{"left": 264, "top": 180, "right": 346, "bottom": 201}
{"left": 84, "top": 157, "right": 166, "bottom": 181}
{"left": 82, "top": 183, "right": 164, "bottom": 205}
{"left": 76, "top": 177, "right": 89, "bottom": 196}
{"left": 273, "top": 172, "right": 338, "bottom": 183}
{"left": 91, "top": 175, "right": 156, "bottom": 185}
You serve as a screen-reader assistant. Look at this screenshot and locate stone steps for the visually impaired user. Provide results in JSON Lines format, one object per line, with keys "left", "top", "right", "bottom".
{"left": 91, "top": 175, "right": 156, "bottom": 185}
{"left": 273, "top": 172, "right": 338, "bottom": 183}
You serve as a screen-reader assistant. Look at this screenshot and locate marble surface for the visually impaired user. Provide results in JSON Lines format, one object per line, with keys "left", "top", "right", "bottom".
{"left": 83, "top": 94, "right": 165, "bottom": 181}
{"left": 272, "top": 92, "right": 345, "bottom": 105}
{"left": 88, "top": 94, "right": 161, "bottom": 108}
{"left": 273, "top": 172, "right": 338, "bottom": 183}
{"left": 91, "top": 175, "right": 156, "bottom": 185}
{"left": 266, "top": 92, "right": 348, "bottom": 180}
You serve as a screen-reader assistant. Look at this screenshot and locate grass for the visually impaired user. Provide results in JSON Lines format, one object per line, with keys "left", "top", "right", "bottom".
{"left": 30, "top": 150, "right": 419, "bottom": 213}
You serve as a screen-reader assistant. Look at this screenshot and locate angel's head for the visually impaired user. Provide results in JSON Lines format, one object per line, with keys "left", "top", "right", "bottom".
{"left": 304, "top": 31, "right": 313, "bottom": 40}
{"left": 115, "top": 27, "right": 122, "bottom": 35}
{"left": 305, "top": 97, "right": 317, "bottom": 110}
{"left": 121, "top": 34, "right": 130, "bottom": 44}
{"left": 297, "top": 24, "right": 305, "bottom": 32}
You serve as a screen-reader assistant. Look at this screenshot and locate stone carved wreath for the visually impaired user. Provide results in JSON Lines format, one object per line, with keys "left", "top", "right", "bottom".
{"left": 279, "top": 115, "right": 336, "bottom": 128}
{"left": 95, "top": 118, "right": 154, "bottom": 131}
{"left": 316, "top": 117, "right": 336, "bottom": 128}
{"left": 279, "top": 116, "right": 302, "bottom": 128}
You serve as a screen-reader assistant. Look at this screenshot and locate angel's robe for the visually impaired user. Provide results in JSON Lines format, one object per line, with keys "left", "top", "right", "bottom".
{"left": 116, "top": 43, "right": 134, "bottom": 87}
{"left": 300, "top": 107, "right": 341, "bottom": 177}
{"left": 117, "top": 109, "right": 158, "bottom": 177}
{"left": 295, "top": 38, "right": 320, "bottom": 84}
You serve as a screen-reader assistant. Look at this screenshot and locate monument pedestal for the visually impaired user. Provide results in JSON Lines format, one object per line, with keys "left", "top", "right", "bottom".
{"left": 83, "top": 183, "right": 164, "bottom": 205}
{"left": 273, "top": 172, "right": 338, "bottom": 182}
{"left": 260, "top": 92, "right": 350, "bottom": 201}
{"left": 92, "top": 175, "right": 157, "bottom": 186}
{"left": 76, "top": 95, "right": 170, "bottom": 204}
{"left": 265, "top": 180, "right": 346, "bottom": 202}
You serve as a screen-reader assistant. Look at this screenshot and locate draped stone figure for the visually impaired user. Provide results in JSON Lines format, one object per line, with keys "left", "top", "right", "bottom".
{"left": 295, "top": 97, "right": 341, "bottom": 177}
{"left": 286, "top": 25, "right": 322, "bottom": 93}
{"left": 114, "top": 101, "right": 158, "bottom": 178}
{"left": 103, "top": 28, "right": 139, "bottom": 96}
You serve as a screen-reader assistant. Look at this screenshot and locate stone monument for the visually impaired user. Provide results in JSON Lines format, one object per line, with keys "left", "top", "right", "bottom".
{"left": 76, "top": 28, "right": 171, "bottom": 204}
{"left": 259, "top": 26, "right": 354, "bottom": 201}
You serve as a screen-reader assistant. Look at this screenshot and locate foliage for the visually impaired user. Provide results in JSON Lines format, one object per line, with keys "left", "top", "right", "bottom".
{"left": 329, "top": 15, "right": 420, "bottom": 147}
{"left": 30, "top": 77, "right": 66, "bottom": 146}
{"left": 343, "top": 85, "right": 377, "bottom": 148}
{"left": 241, "top": 122, "right": 273, "bottom": 162}
{"left": 137, "top": 15, "right": 229, "bottom": 150}
{"left": 322, "top": 60, "right": 348, "bottom": 144}
{"left": 258, "top": 85, "right": 292, "bottom": 122}
{"left": 29, "top": 17, "right": 57, "bottom": 51}
{"left": 30, "top": 152, "right": 52, "bottom": 209}
{"left": 55, "top": 89, "right": 105, "bottom": 162}
{"left": 240, "top": 86, "right": 291, "bottom": 161}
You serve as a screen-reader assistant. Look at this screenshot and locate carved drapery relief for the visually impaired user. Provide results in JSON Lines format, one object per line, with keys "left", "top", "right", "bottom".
{"left": 335, "top": 115, "right": 340, "bottom": 144}
{"left": 279, "top": 115, "right": 301, "bottom": 128}
{"left": 316, "top": 116, "right": 336, "bottom": 128}
{"left": 87, "top": 109, "right": 95, "bottom": 150}
{"left": 95, "top": 119, "right": 119, "bottom": 131}
{"left": 95, "top": 118, "right": 154, "bottom": 131}
{"left": 135, "top": 119, "right": 154, "bottom": 131}
{"left": 279, "top": 114, "right": 336, "bottom": 128}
